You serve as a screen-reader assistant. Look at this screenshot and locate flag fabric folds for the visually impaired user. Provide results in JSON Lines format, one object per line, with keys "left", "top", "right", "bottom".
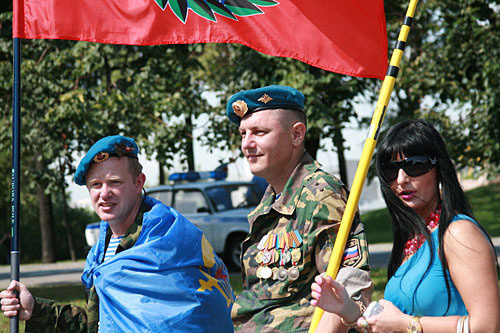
{"left": 13, "top": 0, "right": 387, "bottom": 79}
{"left": 81, "top": 196, "right": 234, "bottom": 332}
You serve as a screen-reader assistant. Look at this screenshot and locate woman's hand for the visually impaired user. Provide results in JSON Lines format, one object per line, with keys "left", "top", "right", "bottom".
{"left": 310, "top": 273, "right": 356, "bottom": 320}
{"left": 357, "top": 299, "right": 410, "bottom": 333}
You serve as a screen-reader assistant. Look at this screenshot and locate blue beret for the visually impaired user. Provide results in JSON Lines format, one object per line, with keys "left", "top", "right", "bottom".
{"left": 74, "top": 135, "right": 139, "bottom": 186}
{"left": 226, "top": 85, "right": 305, "bottom": 125}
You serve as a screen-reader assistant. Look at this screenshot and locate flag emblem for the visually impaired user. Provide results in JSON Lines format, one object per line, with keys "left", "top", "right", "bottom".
{"left": 342, "top": 239, "right": 362, "bottom": 267}
{"left": 154, "top": 0, "right": 279, "bottom": 23}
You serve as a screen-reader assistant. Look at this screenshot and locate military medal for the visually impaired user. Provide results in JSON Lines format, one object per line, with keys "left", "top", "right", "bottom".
{"left": 272, "top": 267, "right": 279, "bottom": 280}
{"left": 281, "top": 250, "right": 291, "bottom": 264}
{"left": 256, "top": 266, "right": 263, "bottom": 279}
{"left": 255, "top": 251, "right": 263, "bottom": 264}
{"left": 260, "top": 266, "right": 272, "bottom": 279}
{"left": 288, "top": 266, "right": 300, "bottom": 281}
{"left": 262, "top": 251, "right": 272, "bottom": 264}
{"left": 274, "top": 251, "right": 280, "bottom": 263}
{"left": 256, "top": 230, "right": 304, "bottom": 281}
{"left": 291, "top": 248, "right": 301, "bottom": 262}
{"left": 277, "top": 267, "right": 288, "bottom": 281}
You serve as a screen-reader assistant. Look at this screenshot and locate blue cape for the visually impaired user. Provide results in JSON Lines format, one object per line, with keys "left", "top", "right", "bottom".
{"left": 82, "top": 196, "right": 234, "bottom": 332}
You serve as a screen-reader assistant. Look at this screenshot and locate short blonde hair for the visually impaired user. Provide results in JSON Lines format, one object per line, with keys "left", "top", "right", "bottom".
{"left": 127, "top": 157, "right": 143, "bottom": 179}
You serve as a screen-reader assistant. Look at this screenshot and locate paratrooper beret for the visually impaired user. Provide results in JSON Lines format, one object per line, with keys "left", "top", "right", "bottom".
{"left": 226, "top": 85, "right": 305, "bottom": 125}
{"left": 74, "top": 135, "right": 139, "bottom": 186}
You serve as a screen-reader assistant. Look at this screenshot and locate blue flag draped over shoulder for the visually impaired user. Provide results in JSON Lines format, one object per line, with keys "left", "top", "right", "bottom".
{"left": 82, "top": 196, "right": 234, "bottom": 332}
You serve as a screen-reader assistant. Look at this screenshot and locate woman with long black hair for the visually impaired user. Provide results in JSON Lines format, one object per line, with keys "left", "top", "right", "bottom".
{"left": 311, "top": 119, "right": 500, "bottom": 332}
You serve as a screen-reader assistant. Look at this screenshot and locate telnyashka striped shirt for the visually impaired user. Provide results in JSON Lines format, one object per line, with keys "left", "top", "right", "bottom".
{"left": 103, "top": 235, "right": 123, "bottom": 262}
{"left": 99, "top": 235, "right": 123, "bottom": 332}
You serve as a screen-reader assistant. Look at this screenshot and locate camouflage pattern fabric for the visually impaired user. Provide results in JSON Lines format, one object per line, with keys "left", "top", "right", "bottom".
{"left": 232, "top": 153, "right": 370, "bottom": 332}
{"left": 25, "top": 203, "right": 148, "bottom": 333}
{"left": 24, "top": 298, "right": 88, "bottom": 333}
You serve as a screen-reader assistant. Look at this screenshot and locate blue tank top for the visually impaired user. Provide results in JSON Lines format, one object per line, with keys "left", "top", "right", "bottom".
{"left": 384, "top": 214, "right": 476, "bottom": 316}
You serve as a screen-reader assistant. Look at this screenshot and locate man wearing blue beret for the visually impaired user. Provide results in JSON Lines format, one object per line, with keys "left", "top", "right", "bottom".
{"left": 227, "top": 85, "right": 373, "bottom": 332}
{"left": 0, "top": 135, "right": 234, "bottom": 332}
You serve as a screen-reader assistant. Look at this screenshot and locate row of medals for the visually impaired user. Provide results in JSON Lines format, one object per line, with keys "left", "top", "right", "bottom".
{"left": 254, "top": 232, "right": 302, "bottom": 282}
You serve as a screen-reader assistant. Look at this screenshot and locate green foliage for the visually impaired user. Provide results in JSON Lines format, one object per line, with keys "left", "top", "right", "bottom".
{"left": 199, "top": 43, "right": 370, "bottom": 164}
{"left": 380, "top": 0, "right": 500, "bottom": 176}
{"left": 0, "top": 10, "right": 210, "bottom": 261}
{"left": 0, "top": 0, "right": 498, "bottom": 262}
{"left": 361, "top": 182, "right": 500, "bottom": 244}
{"left": 361, "top": 207, "right": 392, "bottom": 245}
{"left": 467, "top": 182, "right": 500, "bottom": 236}
{"left": 370, "top": 268, "right": 388, "bottom": 301}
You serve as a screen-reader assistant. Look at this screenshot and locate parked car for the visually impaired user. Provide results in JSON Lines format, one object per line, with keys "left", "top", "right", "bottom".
{"left": 146, "top": 176, "right": 262, "bottom": 269}
{"left": 85, "top": 172, "right": 262, "bottom": 270}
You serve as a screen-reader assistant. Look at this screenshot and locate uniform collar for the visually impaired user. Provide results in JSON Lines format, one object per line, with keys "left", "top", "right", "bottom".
{"left": 248, "top": 152, "right": 321, "bottom": 223}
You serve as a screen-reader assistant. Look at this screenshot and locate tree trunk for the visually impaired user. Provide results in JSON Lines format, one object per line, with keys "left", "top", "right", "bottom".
{"left": 60, "top": 184, "right": 76, "bottom": 261}
{"left": 305, "top": 129, "right": 321, "bottom": 160}
{"left": 333, "top": 126, "right": 349, "bottom": 187}
{"left": 36, "top": 155, "right": 55, "bottom": 263}
{"left": 186, "top": 114, "right": 195, "bottom": 171}
{"left": 159, "top": 161, "right": 165, "bottom": 185}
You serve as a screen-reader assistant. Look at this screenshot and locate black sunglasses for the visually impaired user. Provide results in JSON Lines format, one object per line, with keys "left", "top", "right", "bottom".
{"left": 380, "top": 155, "right": 438, "bottom": 181}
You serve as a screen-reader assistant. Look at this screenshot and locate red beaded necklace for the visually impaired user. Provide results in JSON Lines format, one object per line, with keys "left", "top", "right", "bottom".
{"left": 403, "top": 206, "right": 441, "bottom": 257}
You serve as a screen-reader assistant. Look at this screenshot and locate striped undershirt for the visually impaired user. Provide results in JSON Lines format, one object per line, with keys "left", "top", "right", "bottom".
{"left": 103, "top": 235, "right": 123, "bottom": 262}
{"left": 99, "top": 235, "right": 123, "bottom": 332}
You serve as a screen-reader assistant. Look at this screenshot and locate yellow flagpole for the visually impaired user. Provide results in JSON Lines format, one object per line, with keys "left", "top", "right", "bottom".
{"left": 308, "top": 0, "right": 419, "bottom": 331}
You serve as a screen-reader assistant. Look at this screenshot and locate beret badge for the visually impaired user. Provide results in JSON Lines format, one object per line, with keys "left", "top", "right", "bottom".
{"left": 232, "top": 100, "right": 248, "bottom": 118}
{"left": 93, "top": 152, "right": 109, "bottom": 163}
{"left": 257, "top": 93, "right": 273, "bottom": 104}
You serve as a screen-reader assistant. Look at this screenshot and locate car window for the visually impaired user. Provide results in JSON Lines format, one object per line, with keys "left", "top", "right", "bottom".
{"left": 207, "top": 185, "right": 261, "bottom": 212}
{"left": 149, "top": 190, "right": 172, "bottom": 206}
{"left": 174, "top": 189, "right": 209, "bottom": 214}
{"left": 206, "top": 187, "right": 232, "bottom": 211}
{"left": 243, "top": 185, "right": 263, "bottom": 206}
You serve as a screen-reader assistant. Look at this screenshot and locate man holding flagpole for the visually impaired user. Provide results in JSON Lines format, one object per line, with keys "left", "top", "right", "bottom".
{"left": 1, "top": 135, "right": 234, "bottom": 332}
{"left": 227, "top": 85, "right": 373, "bottom": 332}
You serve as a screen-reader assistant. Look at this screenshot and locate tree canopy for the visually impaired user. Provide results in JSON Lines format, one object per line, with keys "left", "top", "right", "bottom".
{"left": 0, "top": 0, "right": 498, "bottom": 261}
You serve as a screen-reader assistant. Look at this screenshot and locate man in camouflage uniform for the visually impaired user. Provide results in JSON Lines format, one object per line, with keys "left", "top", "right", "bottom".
{"left": 0, "top": 135, "right": 234, "bottom": 332}
{"left": 227, "top": 85, "right": 373, "bottom": 332}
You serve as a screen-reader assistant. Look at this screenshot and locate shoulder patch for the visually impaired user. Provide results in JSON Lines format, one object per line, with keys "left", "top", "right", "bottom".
{"left": 341, "top": 238, "right": 362, "bottom": 267}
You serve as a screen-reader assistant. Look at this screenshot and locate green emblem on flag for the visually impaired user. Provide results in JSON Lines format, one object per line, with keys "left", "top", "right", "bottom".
{"left": 154, "top": 0, "right": 278, "bottom": 23}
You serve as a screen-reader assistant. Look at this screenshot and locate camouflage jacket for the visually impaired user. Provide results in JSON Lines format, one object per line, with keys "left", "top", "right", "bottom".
{"left": 232, "top": 153, "right": 371, "bottom": 332}
{"left": 25, "top": 203, "right": 149, "bottom": 333}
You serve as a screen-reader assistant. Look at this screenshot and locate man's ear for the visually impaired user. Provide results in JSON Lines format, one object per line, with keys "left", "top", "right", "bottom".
{"left": 291, "top": 122, "right": 306, "bottom": 147}
{"left": 136, "top": 173, "right": 146, "bottom": 193}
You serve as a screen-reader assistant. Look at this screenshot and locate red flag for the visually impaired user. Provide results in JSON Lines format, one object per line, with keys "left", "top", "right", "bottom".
{"left": 13, "top": 0, "right": 387, "bottom": 79}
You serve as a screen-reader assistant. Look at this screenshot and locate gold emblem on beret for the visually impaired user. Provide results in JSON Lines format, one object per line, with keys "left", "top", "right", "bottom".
{"left": 93, "top": 152, "right": 110, "bottom": 163}
{"left": 232, "top": 100, "right": 248, "bottom": 118}
{"left": 257, "top": 94, "right": 273, "bottom": 104}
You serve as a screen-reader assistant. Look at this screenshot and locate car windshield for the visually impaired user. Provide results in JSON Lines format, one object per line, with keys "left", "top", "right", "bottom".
{"left": 206, "top": 184, "right": 261, "bottom": 212}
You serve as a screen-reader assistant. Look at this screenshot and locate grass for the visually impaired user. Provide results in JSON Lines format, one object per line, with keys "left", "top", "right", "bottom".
{"left": 361, "top": 182, "right": 500, "bottom": 244}
{"left": 1, "top": 183, "right": 498, "bottom": 330}
{"left": 0, "top": 285, "right": 87, "bottom": 331}
{"left": 0, "top": 268, "right": 391, "bottom": 331}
